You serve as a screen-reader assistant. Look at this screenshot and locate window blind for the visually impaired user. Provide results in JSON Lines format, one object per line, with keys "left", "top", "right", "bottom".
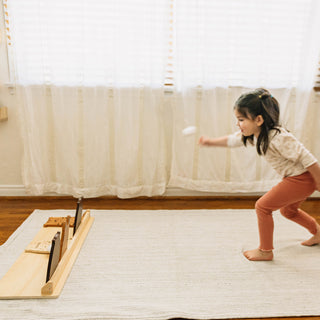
{"left": 5, "top": 0, "right": 171, "bottom": 87}
{"left": 175, "top": 0, "right": 317, "bottom": 89}
{"left": 4, "top": 0, "right": 320, "bottom": 89}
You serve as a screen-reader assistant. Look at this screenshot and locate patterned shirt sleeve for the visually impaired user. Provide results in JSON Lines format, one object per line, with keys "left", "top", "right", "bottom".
{"left": 271, "top": 131, "right": 317, "bottom": 169}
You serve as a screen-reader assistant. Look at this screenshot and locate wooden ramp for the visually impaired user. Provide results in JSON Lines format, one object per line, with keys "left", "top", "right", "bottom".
{"left": 0, "top": 210, "right": 94, "bottom": 299}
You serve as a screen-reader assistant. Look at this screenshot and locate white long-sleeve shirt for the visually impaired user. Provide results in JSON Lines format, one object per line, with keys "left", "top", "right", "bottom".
{"left": 227, "top": 127, "right": 318, "bottom": 178}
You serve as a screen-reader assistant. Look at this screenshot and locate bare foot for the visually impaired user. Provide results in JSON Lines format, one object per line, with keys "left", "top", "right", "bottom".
{"left": 243, "top": 248, "right": 273, "bottom": 261}
{"left": 301, "top": 223, "right": 320, "bottom": 246}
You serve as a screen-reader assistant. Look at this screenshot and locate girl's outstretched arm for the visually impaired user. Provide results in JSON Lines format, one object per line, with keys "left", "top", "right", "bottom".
{"left": 307, "top": 162, "right": 320, "bottom": 191}
{"left": 198, "top": 135, "right": 229, "bottom": 147}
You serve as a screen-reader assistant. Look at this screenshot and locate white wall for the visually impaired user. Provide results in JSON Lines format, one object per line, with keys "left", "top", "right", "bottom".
{"left": 0, "top": 85, "right": 24, "bottom": 194}
{"left": 0, "top": 3, "right": 24, "bottom": 194}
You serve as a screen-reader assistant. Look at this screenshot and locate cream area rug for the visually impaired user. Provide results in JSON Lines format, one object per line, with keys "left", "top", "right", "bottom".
{"left": 1, "top": 209, "right": 320, "bottom": 320}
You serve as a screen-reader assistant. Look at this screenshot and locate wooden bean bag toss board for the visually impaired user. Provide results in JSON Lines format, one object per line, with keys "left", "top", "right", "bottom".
{"left": 0, "top": 207, "right": 94, "bottom": 299}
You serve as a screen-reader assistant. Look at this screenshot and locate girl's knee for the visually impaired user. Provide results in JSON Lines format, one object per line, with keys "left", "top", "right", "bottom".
{"left": 255, "top": 198, "right": 272, "bottom": 215}
{"left": 279, "top": 207, "right": 287, "bottom": 216}
{"left": 280, "top": 207, "right": 296, "bottom": 218}
{"left": 255, "top": 198, "right": 263, "bottom": 211}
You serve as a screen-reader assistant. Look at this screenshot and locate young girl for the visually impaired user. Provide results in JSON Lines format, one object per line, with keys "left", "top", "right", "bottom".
{"left": 198, "top": 88, "right": 320, "bottom": 261}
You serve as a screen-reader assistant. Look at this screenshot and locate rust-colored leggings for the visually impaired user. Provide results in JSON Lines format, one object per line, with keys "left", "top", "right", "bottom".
{"left": 255, "top": 171, "right": 317, "bottom": 250}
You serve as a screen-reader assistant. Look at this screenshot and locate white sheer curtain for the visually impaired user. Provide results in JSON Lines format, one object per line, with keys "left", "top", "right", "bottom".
{"left": 7, "top": 0, "right": 171, "bottom": 198}
{"left": 169, "top": 0, "right": 320, "bottom": 193}
{"left": 4, "top": 0, "right": 320, "bottom": 197}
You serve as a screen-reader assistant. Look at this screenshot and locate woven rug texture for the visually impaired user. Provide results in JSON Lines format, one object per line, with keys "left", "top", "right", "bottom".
{"left": 0, "top": 209, "right": 320, "bottom": 320}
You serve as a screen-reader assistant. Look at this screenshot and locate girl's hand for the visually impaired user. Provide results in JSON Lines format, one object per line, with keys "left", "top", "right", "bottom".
{"left": 198, "top": 135, "right": 211, "bottom": 146}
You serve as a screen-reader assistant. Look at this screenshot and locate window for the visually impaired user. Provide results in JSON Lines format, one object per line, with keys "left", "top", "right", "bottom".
{"left": 3, "top": 0, "right": 320, "bottom": 89}
{"left": 174, "top": 0, "right": 318, "bottom": 89}
{"left": 5, "top": 0, "right": 170, "bottom": 86}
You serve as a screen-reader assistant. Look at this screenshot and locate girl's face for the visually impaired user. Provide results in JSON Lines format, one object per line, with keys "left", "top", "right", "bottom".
{"left": 234, "top": 109, "right": 263, "bottom": 138}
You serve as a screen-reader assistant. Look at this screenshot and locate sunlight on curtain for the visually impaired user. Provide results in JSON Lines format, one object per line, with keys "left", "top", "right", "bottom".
{"left": 7, "top": 0, "right": 171, "bottom": 198}
{"left": 174, "top": 0, "right": 314, "bottom": 89}
{"left": 8, "top": 1, "right": 167, "bottom": 87}
{"left": 169, "top": 0, "right": 320, "bottom": 193}
{"left": 4, "top": 0, "right": 320, "bottom": 196}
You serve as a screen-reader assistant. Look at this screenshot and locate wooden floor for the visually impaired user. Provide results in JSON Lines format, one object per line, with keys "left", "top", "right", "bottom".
{"left": 0, "top": 196, "right": 320, "bottom": 320}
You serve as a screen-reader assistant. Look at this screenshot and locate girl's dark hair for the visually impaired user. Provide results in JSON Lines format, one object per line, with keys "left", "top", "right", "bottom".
{"left": 234, "top": 88, "right": 280, "bottom": 155}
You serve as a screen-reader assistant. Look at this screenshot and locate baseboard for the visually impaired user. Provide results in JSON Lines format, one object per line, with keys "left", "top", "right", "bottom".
{"left": 0, "top": 185, "right": 27, "bottom": 196}
{"left": 0, "top": 185, "right": 319, "bottom": 198}
{"left": 0, "top": 185, "right": 266, "bottom": 197}
{"left": 163, "top": 188, "right": 265, "bottom": 197}
{"left": 165, "top": 188, "right": 320, "bottom": 198}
